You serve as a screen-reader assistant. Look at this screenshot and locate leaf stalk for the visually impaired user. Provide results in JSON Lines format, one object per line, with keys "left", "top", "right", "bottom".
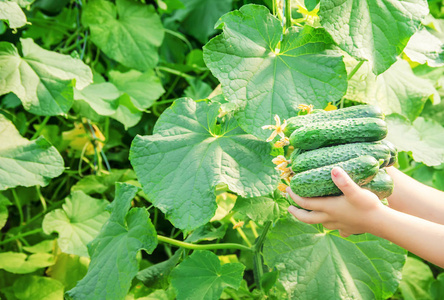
{"left": 157, "top": 235, "right": 253, "bottom": 252}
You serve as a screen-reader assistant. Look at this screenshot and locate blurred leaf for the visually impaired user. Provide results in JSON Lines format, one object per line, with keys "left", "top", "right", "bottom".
{"left": 46, "top": 253, "right": 89, "bottom": 290}
{"left": 397, "top": 257, "right": 434, "bottom": 300}
{"left": 66, "top": 183, "right": 158, "bottom": 300}
{"left": 184, "top": 78, "right": 212, "bottom": 100}
{"left": 22, "top": 239, "right": 55, "bottom": 253}
{"left": 169, "top": 0, "right": 232, "bottom": 43}
{"left": 386, "top": 114, "right": 444, "bottom": 166}
{"left": 23, "top": 8, "right": 77, "bottom": 47}
{"left": 0, "top": 1, "right": 27, "bottom": 29}
{"left": 0, "top": 39, "right": 92, "bottom": 116}
{"left": 0, "top": 193, "right": 11, "bottom": 230}
{"left": 42, "top": 190, "right": 110, "bottom": 257}
{"left": 171, "top": 250, "right": 245, "bottom": 300}
{"left": 319, "top": 0, "right": 428, "bottom": 74}
{"left": 109, "top": 69, "right": 165, "bottom": 110}
{"left": 0, "top": 252, "right": 56, "bottom": 274}
{"left": 12, "top": 275, "right": 64, "bottom": 300}
{"left": 0, "top": 115, "right": 64, "bottom": 190}
{"left": 185, "top": 223, "right": 227, "bottom": 243}
{"left": 82, "top": 0, "right": 164, "bottom": 71}
{"left": 210, "top": 192, "right": 237, "bottom": 222}
{"left": 137, "top": 249, "right": 182, "bottom": 289}
{"left": 404, "top": 28, "right": 444, "bottom": 67}
{"left": 433, "top": 169, "right": 444, "bottom": 191}
{"left": 345, "top": 58, "right": 439, "bottom": 121}
{"left": 71, "top": 169, "right": 137, "bottom": 195}
{"left": 431, "top": 273, "right": 444, "bottom": 300}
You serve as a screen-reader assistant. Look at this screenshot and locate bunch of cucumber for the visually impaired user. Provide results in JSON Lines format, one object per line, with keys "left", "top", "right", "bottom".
{"left": 287, "top": 105, "right": 397, "bottom": 199}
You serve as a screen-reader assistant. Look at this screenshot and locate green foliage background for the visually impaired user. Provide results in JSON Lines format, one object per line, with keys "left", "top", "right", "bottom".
{"left": 1, "top": 0, "right": 444, "bottom": 299}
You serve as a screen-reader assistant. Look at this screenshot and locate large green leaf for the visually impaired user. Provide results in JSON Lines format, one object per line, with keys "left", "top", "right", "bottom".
{"left": 263, "top": 217, "right": 406, "bottom": 299}
{"left": 319, "top": 0, "right": 428, "bottom": 75}
{"left": 109, "top": 69, "right": 165, "bottom": 110}
{"left": 233, "top": 195, "right": 286, "bottom": 223}
{"left": 0, "top": 1, "right": 27, "bottom": 29}
{"left": 82, "top": 0, "right": 164, "bottom": 71}
{"left": 170, "top": 250, "right": 245, "bottom": 300}
{"left": 130, "top": 98, "right": 279, "bottom": 230}
{"left": 169, "top": 0, "right": 232, "bottom": 43}
{"left": 66, "top": 183, "right": 157, "bottom": 300}
{"left": 0, "top": 39, "right": 92, "bottom": 115}
{"left": 397, "top": 257, "right": 434, "bottom": 300}
{"left": 345, "top": 58, "right": 438, "bottom": 121}
{"left": 46, "top": 253, "right": 89, "bottom": 291}
{"left": 203, "top": 5, "right": 347, "bottom": 139}
{"left": 0, "top": 252, "right": 56, "bottom": 274}
{"left": 404, "top": 28, "right": 444, "bottom": 67}
{"left": 386, "top": 114, "right": 444, "bottom": 166}
{"left": 42, "top": 190, "right": 110, "bottom": 257}
{"left": 0, "top": 115, "right": 64, "bottom": 190}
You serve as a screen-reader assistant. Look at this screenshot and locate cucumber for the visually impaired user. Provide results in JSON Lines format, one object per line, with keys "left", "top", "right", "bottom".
{"left": 382, "top": 140, "right": 397, "bottom": 167}
{"left": 284, "top": 105, "right": 384, "bottom": 136}
{"left": 290, "top": 155, "right": 380, "bottom": 197}
{"left": 290, "top": 142, "right": 391, "bottom": 173}
{"left": 362, "top": 169, "right": 394, "bottom": 199}
{"left": 289, "top": 117, "right": 388, "bottom": 150}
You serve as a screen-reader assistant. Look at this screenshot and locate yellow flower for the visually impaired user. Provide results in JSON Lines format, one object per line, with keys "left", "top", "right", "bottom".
{"left": 297, "top": 104, "right": 314, "bottom": 114}
{"left": 274, "top": 137, "right": 290, "bottom": 148}
{"left": 324, "top": 102, "right": 338, "bottom": 111}
{"left": 277, "top": 183, "right": 288, "bottom": 192}
{"left": 262, "top": 115, "right": 287, "bottom": 142}
{"left": 279, "top": 167, "right": 294, "bottom": 180}
{"left": 272, "top": 155, "right": 289, "bottom": 166}
{"left": 232, "top": 221, "right": 245, "bottom": 229}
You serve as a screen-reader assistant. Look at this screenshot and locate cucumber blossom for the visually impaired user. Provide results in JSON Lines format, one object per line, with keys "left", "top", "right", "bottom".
{"left": 290, "top": 142, "right": 391, "bottom": 173}
{"left": 283, "top": 105, "right": 384, "bottom": 136}
{"left": 362, "top": 169, "right": 394, "bottom": 199}
{"left": 290, "top": 155, "right": 380, "bottom": 197}
{"left": 289, "top": 117, "right": 388, "bottom": 150}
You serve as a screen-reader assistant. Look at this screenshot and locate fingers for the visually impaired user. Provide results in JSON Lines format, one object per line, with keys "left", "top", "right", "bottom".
{"left": 286, "top": 187, "right": 329, "bottom": 211}
{"left": 331, "top": 167, "right": 361, "bottom": 199}
{"left": 288, "top": 206, "right": 329, "bottom": 224}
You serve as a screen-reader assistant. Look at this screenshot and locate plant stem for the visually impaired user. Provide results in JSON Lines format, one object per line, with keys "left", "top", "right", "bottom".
{"left": 284, "top": 0, "right": 292, "bottom": 31}
{"left": 164, "top": 28, "right": 192, "bottom": 51}
{"left": 272, "top": 0, "right": 276, "bottom": 16}
{"left": 347, "top": 60, "right": 364, "bottom": 81}
{"left": 0, "top": 229, "right": 43, "bottom": 246}
{"left": 12, "top": 189, "right": 24, "bottom": 226}
{"left": 253, "top": 221, "right": 272, "bottom": 291}
{"left": 31, "top": 116, "right": 50, "bottom": 140}
{"left": 156, "top": 66, "right": 194, "bottom": 79}
{"left": 157, "top": 235, "right": 253, "bottom": 252}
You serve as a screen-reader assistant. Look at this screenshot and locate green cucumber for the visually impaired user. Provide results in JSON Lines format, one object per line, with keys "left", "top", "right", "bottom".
{"left": 362, "top": 169, "right": 394, "bottom": 199}
{"left": 382, "top": 140, "right": 397, "bottom": 167}
{"left": 290, "top": 142, "right": 391, "bottom": 173}
{"left": 289, "top": 117, "right": 388, "bottom": 150}
{"left": 290, "top": 155, "right": 380, "bottom": 197}
{"left": 284, "top": 105, "right": 384, "bottom": 136}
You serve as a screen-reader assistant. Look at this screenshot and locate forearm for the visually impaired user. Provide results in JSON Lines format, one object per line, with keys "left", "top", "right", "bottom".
{"left": 369, "top": 205, "right": 444, "bottom": 268}
{"left": 386, "top": 167, "right": 444, "bottom": 224}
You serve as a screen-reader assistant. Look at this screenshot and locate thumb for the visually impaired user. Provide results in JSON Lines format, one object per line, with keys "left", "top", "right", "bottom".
{"left": 331, "top": 167, "right": 361, "bottom": 198}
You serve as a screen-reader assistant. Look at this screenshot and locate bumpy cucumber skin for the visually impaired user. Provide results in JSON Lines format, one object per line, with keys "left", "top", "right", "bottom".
{"left": 284, "top": 105, "right": 384, "bottom": 136}
{"left": 382, "top": 140, "right": 398, "bottom": 167}
{"left": 289, "top": 118, "right": 388, "bottom": 150}
{"left": 290, "top": 142, "right": 391, "bottom": 173}
{"left": 290, "top": 155, "right": 380, "bottom": 197}
{"left": 362, "top": 169, "right": 394, "bottom": 199}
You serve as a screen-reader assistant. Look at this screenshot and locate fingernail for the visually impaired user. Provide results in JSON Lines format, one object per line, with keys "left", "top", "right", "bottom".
{"left": 332, "top": 167, "right": 346, "bottom": 185}
{"left": 332, "top": 167, "right": 342, "bottom": 178}
{"left": 288, "top": 205, "right": 298, "bottom": 214}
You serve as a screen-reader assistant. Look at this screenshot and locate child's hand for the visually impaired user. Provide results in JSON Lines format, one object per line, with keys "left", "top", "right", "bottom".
{"left": 286, "top": 167, "right": 385, "bottom": 237}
